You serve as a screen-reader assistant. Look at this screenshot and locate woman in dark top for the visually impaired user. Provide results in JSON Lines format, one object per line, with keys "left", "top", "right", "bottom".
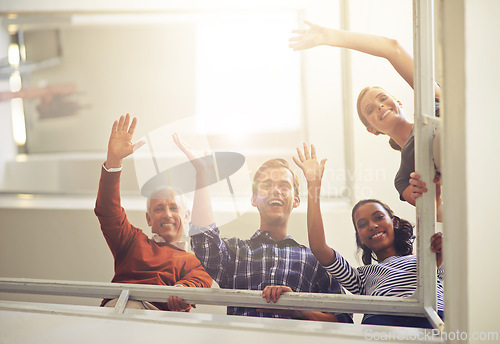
{"left": 289, "top": 21, "right": 441, "bottom": 206}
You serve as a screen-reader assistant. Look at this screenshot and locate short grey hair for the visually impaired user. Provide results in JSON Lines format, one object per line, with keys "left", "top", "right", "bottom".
{"left": 146, "top": 186, "right": 187, "bottom": 215}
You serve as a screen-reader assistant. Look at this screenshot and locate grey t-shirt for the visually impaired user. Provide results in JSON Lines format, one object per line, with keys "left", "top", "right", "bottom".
{"left": 394, "top": 99, "right": 440, "bottom": 200}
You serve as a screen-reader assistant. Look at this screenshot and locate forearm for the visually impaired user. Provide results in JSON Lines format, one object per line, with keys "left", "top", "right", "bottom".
{"left": 105, "top": 142, "right": 125, "bottom": 169}
{"left": 105, "top": 157, "right": 123, "bottom": 169}
{"left": 295, "top": 311, "right": 338, "bottom": 322}
{"left": 321, "top": 28, "right": 414, "bottom": 89}
{"left": 191, "top": 173, "right": 215, "bottom": 227}
{"left": 94, "top": 167, "right": 123, "bottom": 216}
{"left": 306, "top": 180, "right": 335, "bottom": 265}
{"left": 322, "top": 29, "right": 395, "bottom": 57}
{"left": 402, "top": 185, "right": 417, "bottom": 206}
{"left": 189, "top": 224, "right": 230, "bottom": 286}
{"left": 435, "top": 185, "right": 443, "bottom": 223}
{"left": 176, "top": 266, "right": 213, "bottom": 288}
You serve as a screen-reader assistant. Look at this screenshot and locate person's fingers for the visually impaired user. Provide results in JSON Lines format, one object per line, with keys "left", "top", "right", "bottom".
{"left": 262, "top": 287, "right": 271, "bottom": 303}
{"left": 320, "top": 159, "right": 327, "bottom": 172}
{"left": 173, "top": 133, "right": 192, "bottom": 158}
{"left": 117, "top": 115, "right": 125, "bottom": 132}
{"left": 292, "top": 156, "right": 303, "bottom": 169}
{"left": 172, "top": 133, "right": 183, "bottom": 150}
{"left": 296, "top": 147, "right": 305, "bottom": 162}
{"left": 272, "top": 287, "right": 280, "bottom": 303}
{"left": 128, "top": 116, "right": 137, "bottom": 134}
{"left": 261, "top": 286, "right": 293, "bottom": 304}
{"left": 430, "top": 233, "right": 443, "bottom": 252}
{"left": 431, "top": 232, "right": 443, "bottom": 243}
{"left": 167, "top": 296, "right": 174, "bottom": 310}
{"left": 111, "top": 120, "right": 118, "bottom": 134}
{"left": 291, "top": 29, "right": 306, "bottom": 34}
{"left": 409, "top": 176, "right": 426, "bottom": 188}
{"left": 304, "top": 20, "right": 313, "bottom": 27}
{"left": 123, "top": 113, "right": 131, "bottom": 132}
{"left": 410, "top": 172, "right": 421, "bottom": 179}
{"left": 303, "top": 142, "right": 310, "bottom": 160}
{"left": 310, "top": 144, "right": 317, "bottom": 160}
{"left": 133, "top": 140, "right": 146, "bottom": 152}
{"left": 275, "top": 286, "right": 293, "bottom": 302}
{"left": 176, "top": 297, "right": 189, "bottom": 311}
{"left": 266, "top": 288, "right": 272, "bottom": 303}
{"left": 288, "top": 35, "right": 303, "bottom": 42}
{"left": 170, "top": 296, "right": 189, "bottom": 311}
{"left": 432, "top": 232, "right": 443, "bottom": 240}
{"left": 171, "top": 296, "right": 181, "bottom": 311}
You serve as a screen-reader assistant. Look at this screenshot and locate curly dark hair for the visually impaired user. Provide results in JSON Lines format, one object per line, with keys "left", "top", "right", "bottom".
{"left": 351, "top": 199, "right": 414, "bottom": 265}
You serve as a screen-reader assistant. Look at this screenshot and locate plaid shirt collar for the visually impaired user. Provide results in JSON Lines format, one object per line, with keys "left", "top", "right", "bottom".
{"left": 250, "top": 229, "right": 305, "bottom": 248}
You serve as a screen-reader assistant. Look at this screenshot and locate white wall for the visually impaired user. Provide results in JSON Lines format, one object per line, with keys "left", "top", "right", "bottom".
{"left": 465, "top": 0, "right": 500, "bottom": 338}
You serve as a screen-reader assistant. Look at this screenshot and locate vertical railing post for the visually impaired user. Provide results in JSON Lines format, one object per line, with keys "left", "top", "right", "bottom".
{"left": 413, "top": 0, "right": 443, "bottom": 330}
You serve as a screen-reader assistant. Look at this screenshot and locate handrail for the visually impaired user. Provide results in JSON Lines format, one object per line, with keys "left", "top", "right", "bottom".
{"left": 0, "top": 277, "right": 426, "bottom": 316}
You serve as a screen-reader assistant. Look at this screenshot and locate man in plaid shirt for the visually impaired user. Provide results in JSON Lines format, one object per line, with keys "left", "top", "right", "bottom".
{"left": 175, "top": 135, "right": 351, "bottom": 323}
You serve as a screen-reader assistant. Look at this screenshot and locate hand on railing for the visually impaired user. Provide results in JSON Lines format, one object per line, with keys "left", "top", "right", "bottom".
{"left": 409, "top": 172, "right": 442, "bottom": 222}
{"left": 167, "top": 295, "right": 196, "bottom": 312}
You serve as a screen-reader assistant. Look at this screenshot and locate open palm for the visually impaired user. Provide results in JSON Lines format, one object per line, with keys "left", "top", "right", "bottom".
{"left": 289, "top": 21, "right": 326, "bottom": 51}
{"left": 293, "top": 143, "right": 327, "bottom": 183}
{"left": 106, "top": 114, "right": 144, "bottom": 167}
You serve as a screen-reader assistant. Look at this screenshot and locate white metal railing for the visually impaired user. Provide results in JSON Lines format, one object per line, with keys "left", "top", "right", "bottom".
{"left": 0, "top": 278, "right": 426, "bottom": 317}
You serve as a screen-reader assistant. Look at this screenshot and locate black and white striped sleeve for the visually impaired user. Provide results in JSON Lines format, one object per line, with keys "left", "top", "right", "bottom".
{"left": 323, "top": 251, "right": 365, "bottom": 295}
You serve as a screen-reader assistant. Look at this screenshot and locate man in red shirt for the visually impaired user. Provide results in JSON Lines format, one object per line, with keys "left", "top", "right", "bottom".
{"left": 94, "top": 113, "right": 212, "bottom": 311}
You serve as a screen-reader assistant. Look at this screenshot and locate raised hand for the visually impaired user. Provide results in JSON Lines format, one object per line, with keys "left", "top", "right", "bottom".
{"left": 106, "top": 113, "right": 144, "bottom": 169}
{"left": 172, "top": 133, "right": 213, "bottom": 175}
{"left": 289, "top": 20, "right": 326, "bottom": 51}
{"left": 173, "top": 132, "right": 215, "bottom": 227}
{"left": 293, "top": 143, "right": 327, "bottom": 184}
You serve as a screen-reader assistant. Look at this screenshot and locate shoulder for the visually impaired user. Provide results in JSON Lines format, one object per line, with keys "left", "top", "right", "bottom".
{"left": 401, "top": 129, "right": 415, "bottom": 155}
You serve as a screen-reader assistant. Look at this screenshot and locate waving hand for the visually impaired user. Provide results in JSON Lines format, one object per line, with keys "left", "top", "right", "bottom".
{"left": 106, "top": 113, "right": 145, "bottom": 169}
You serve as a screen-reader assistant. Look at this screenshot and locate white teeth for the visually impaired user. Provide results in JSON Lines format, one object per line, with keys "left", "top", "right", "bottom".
{"left": 381, "top": 109, "right": 391, "bottom": 120}
{"left": 269, "top": 200, "right": 284, "bottom": 206}
{"left": 371, "top": 232, "right": 385, "bottom": 239}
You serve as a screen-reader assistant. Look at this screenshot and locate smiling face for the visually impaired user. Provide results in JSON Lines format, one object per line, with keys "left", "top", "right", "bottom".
{"left": 146, "top": 189, "right": 187, "bottom": 243}
{"left": 251, "top": 166, "right": 300, "bottom": 226}
{"left": 357, "top": 87, "right": 405, "bottom": 135}
{"left": 353, "top": 202, "right": 398, "bottom": 261}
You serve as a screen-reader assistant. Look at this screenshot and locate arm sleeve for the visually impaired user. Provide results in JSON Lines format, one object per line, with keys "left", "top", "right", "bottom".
{"left": 323, "top": 251, "right": 366, "bottom": 295}
{"left": 189, "top": 222, "right": 234, "bottom": 288}
{"left": 175, "top": 254, "right": 213, "bottom": 288}
{"left": 394, "top": 140, "right": 415, "bottom": 201}
{"left": 321, "top": 269, "right": 354, "bottom": 324}
{"left": 437, "top": 265, "right": 444, "bottom": 281}
{"left": 94, "top": 167, "right": 136, "bottom": 258}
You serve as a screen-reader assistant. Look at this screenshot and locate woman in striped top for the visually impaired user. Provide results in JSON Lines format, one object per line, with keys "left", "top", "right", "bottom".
{"left": 293, "top": 143, "right": 443, "bottom": 328}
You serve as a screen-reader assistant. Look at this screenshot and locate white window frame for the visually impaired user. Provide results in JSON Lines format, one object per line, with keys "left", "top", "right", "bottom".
{"left": 0, "top": 0, "right": 447, "bottom": 334}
